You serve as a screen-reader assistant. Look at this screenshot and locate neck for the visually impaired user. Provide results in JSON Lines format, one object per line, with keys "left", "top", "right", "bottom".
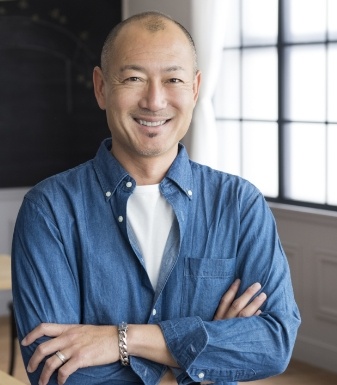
{"left": 127, "top": 160, "right": 169, "bottom": 185}
{"left": 111, "top": 147, "right": 178, "bottom": 186}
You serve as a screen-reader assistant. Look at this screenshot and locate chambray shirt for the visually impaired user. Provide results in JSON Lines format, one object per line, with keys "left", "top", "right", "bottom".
{"left": 12, "top": 138, "right": 300, "bottom": 385}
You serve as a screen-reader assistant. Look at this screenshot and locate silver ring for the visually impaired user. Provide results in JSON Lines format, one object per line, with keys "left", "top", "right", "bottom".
{"left": 55, "top": 350, "right": 67, "bottom": 364}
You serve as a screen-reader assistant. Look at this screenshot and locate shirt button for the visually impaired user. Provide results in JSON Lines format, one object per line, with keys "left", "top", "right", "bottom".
{"left": 187, "top": 190, "right": 192, "bottom": 197}
{"left": 198, "top": 372, "right": 205, "bottom": 379}
{"left": 118, "top": 216, "right": 123, "bottom": 223}
{"left": 126, "top": 181, "right": 132, "bottom": 188}
{"left": 105, "top": 191, "right": 111, "bottom": 197}
{"left": 152, "top": 309, "right": 157, "bottom": 316}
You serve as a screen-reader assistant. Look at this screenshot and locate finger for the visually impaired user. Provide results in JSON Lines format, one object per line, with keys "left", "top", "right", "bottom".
{"left": 213, "top": 279, "right": 241, "bottom": 320}
{"left": 22, "top": 323, "right": 73, "bottom": 346}
{"left": 38, "top": 349, "right": 72, "bottom": 385}
{"left": 238, "top": 292, "right": 267, "bottom": 318}
{"left": 224, "top": 282, "right": 262, "bottom": 319}
{"left": 58, "top": 360, "right": 78, "bottom": 385}
{"left": 27, "top": 330, "right": 73, "bottom": 372}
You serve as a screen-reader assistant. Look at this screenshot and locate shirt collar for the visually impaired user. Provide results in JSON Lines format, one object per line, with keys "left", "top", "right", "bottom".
{"left": 93, "top": 138, "right": 194, "bottom": 200}
{"left": 93, "top": 138, "right": 129, "bottom": 200}
{"left": 164, "top": 143, "right": 194, "bottom": 200}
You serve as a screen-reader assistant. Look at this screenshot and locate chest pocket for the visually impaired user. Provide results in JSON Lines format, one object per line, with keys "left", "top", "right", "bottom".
{"left": 181, "top": 257, "right": 236, "bottom": 320}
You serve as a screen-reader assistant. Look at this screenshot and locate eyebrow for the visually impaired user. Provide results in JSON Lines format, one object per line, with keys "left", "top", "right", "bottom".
{"left": 119, "top": 64, "right": 186, "bottom": 73}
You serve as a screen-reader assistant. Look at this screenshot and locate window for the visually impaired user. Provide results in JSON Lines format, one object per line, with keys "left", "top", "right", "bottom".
{"left": 214, "top": 0, "right": 337, "bottom": 210}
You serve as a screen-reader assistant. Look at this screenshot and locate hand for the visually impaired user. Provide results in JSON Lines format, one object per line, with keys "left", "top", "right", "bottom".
{"left": 213, "top": 279, "right": 267, "bottom": 320}
{"left": 21, "top": 323, "right": 119, "bottom": 385}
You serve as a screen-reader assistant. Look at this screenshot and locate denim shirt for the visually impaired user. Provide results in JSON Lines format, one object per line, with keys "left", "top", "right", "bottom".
{"left": 12, "top": 138, "right": 300, "bottom": 385}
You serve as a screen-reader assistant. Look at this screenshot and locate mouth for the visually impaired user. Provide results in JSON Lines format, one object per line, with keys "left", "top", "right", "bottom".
{"left": 136, "top": 119, "right": 168, "bottom": 127}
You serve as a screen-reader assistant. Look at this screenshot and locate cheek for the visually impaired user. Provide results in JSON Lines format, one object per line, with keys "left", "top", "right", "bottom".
{"left": 168, "top": 90, "right": 191, "bottom": 110}
{"left": 177, "top": 95, "right": 196, "bottom": 121}
{"left": 118, "top": 91, "right": 137, "bottom": 107}
{"left": 107, "top": 87, "right": 138, "bottom": 109}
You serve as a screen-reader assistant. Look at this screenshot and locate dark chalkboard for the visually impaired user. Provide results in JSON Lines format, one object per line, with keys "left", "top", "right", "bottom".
{"left": 0, "top": 0, "right": 121, "bottom": 187}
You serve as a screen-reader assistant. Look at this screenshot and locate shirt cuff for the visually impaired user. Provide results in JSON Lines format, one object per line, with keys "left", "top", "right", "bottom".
{"left": 130, "top": 356, "right": 166, "bottom": 384}
{"left": 159, "top": 316, "right": 208, "bottom": 371}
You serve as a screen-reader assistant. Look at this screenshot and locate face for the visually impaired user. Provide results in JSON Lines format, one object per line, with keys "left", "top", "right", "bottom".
{"left": 93, "top": 20, "right": 201, "bottom": 166}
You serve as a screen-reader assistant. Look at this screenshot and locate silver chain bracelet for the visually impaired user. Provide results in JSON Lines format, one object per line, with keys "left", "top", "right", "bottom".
{"left": 118, "top": 322, "right": 130, "bottom": 366}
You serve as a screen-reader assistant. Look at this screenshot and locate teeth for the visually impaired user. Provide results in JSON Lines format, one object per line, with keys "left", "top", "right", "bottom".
{"left": 138, "top": 119, "right": 166, "bottom": 127}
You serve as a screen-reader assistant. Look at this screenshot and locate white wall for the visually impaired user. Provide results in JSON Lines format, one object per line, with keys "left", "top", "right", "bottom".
{"left": 271, "top": 204, "right": 337, "bottom": 374}
{"left": 122, "top": 0, "right": 192, "bottom": 32}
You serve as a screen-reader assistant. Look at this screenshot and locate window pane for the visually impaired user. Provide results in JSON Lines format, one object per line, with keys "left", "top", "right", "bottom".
{"left": 217, "top": 121, "right": 241, "bottom": 175}
{"left": 214, "top": 50, "right": 240, "bottom": 119}
{"left": 328, "top": 44, "right": 337, "bottom": 122}
{"left": 242, "top": 0, "right": 278, "bottom": 45}
{"left": 328, "top": 0, "right": 337, "bottom": 39}
{"left": 284, "top": 0, "right": 327, "bottom": 42}
{"left": 242, "top": 48, "right": 277, "bottom": 120}
{"left": 284, "top": 46, "right": 326, "bottom": 122}
{"left": 327, "top": 124, "right": 337, "bottom": 205}
{"left": 242, "top": 121, "right": 278, "bottom": 197}
{"left": 284, "top": 123, "right": 326, "bottom": 203}
{"left": 223, "top": 0, "right": 240, "bottom": 47}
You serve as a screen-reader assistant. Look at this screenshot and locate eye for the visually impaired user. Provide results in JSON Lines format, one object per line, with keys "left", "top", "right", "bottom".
{"left": 168, "top": 78, "right": 183, "bottom": 84}
{"left": 125, "top": 76, "right": 141, "bottom": 83}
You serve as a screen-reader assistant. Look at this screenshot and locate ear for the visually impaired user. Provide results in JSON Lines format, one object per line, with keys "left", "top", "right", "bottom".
{"left": 193, "top": 70, "right": 202, "bottom": 105}
{"left": 93, "top": 66, "right": 106, "bottom": 110}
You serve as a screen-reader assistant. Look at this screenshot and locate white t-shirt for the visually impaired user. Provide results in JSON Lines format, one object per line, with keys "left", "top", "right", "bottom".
{"left": 127, "top": 184, "right": 174, "bottom": 290}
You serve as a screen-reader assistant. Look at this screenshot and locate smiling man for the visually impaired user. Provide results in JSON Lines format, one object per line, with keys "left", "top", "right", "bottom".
{"left": 94, "top": 14, "right": 201, "bottom": 184}
{"left": 12, "top": 11, "right": 300, "bottom": 385}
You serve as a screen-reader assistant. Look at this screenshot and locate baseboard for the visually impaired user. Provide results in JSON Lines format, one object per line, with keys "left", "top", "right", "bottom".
{"left": 292, "top": 334, "right": 337, "bottom": 374}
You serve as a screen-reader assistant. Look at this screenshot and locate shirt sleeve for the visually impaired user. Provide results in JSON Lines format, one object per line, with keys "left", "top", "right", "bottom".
{"left": 11, "top": 196, "right": 83, "bottom": 384}
{"left": 12, "top": 196, "right": 139, "bottom": 385}
{"left": 159, "top": 192, "right": 301, "bottom": 384}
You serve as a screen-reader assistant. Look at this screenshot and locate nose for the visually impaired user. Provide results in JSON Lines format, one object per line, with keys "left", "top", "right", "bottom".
{"left": 138, "top": 80, "right": 167, "bottom": 111}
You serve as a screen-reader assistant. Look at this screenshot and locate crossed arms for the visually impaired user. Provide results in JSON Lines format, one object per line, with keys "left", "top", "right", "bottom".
{"left": 21, "top": 279, "right": 266, "bottom": 385}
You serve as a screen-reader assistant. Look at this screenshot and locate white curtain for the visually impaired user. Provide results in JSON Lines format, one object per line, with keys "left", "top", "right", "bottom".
{"left": 188, "top": 0, "right": 227, "bottom": 168}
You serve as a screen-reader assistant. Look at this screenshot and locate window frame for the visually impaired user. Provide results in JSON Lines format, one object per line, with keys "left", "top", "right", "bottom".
{"left": 215, "top": 0, "right": 337, "bottom": 212}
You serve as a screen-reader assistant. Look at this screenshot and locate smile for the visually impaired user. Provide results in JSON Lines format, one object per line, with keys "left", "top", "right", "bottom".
{"left": 137, "top": 119, "right": 167, "bottom": 127}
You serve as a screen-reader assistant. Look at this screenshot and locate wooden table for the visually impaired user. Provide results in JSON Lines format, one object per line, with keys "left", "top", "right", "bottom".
{"left": 0, "top": 254, "right": 11, "bottom": 291}
{"left": 0, "top": 370, "right": 26, "bottom": 385}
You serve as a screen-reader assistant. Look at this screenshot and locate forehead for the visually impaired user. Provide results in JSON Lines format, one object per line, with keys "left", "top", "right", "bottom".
{"left": 112, "top": 20, "right": 195, "bottom": 70}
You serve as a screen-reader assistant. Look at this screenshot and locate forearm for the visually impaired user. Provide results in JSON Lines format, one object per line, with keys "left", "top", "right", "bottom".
{"left": 160, "top": 310, "right": 300, "bottom": 383}
{"left": 128, "top": 324, "right": 178, "bottom": 367}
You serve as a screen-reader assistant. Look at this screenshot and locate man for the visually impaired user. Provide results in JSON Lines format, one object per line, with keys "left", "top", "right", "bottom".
{"left": 12, "top": 11, "right": 300, "bottom": 385}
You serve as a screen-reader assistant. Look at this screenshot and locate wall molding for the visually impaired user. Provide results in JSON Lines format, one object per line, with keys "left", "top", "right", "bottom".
{"left": 271, "top": 203, "right": 337, "bottom": 374}
{"left": 315, "top": 250, "right": 337, "bottom": 323}
{"left": 270, "top": 202, "right": 337, "bottom": 227}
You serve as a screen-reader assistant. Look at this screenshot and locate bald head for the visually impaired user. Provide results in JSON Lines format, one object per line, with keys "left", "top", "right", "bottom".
{"left": 100, "top": 11, "right": 198, "bottom": 77}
